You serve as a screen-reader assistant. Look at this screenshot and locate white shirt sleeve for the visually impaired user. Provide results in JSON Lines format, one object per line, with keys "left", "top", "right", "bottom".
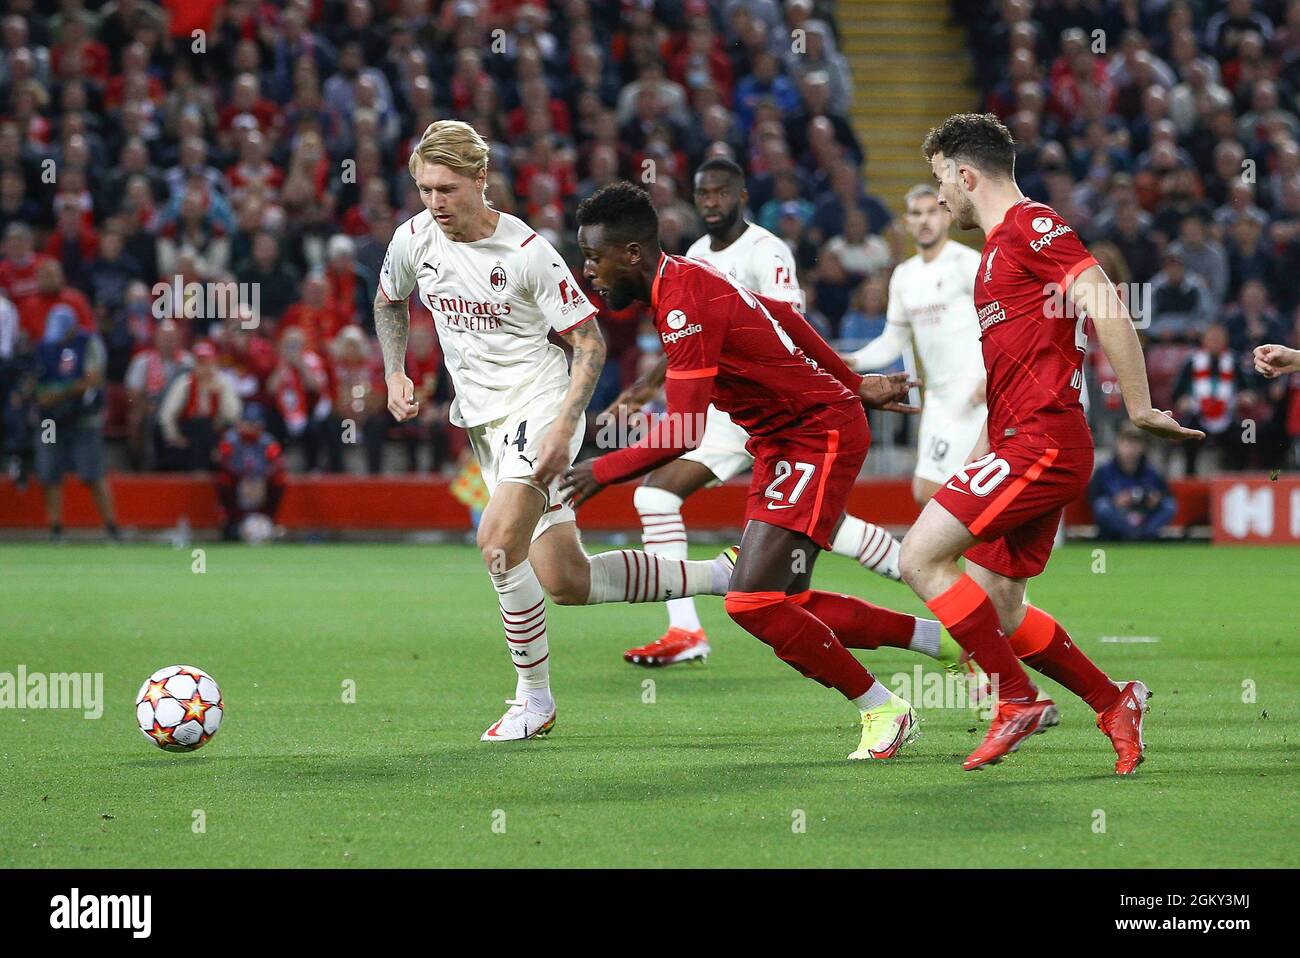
{"left": 850, "top": 269, "right": 912, "bottom": 370}
{"left": 522, "top": 234, "right": 597, "bottom": 334}
{"left": 751, "top": 236, "right": 804, "bottom": 309}
{"left": 379, "top": 217, "right": 419, "bottom": 302}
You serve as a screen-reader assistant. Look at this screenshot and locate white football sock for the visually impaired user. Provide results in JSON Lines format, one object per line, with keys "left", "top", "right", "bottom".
{"left": 586, "top": 548, "right": 726, "bottom": 604}
{"left": 634, "top": 486, "right": 701, "bottom": 632}
{"left": 909, "top": 617, "right": 942, "bottom": 658}
{"left": 490, "top": 559, "right": 552, "bottom": 707}
{"left": 852, "top": 682, "right": 893, "bottom": 712}
{"left": 831, "top": 514, "right": 902, "bottom": 580}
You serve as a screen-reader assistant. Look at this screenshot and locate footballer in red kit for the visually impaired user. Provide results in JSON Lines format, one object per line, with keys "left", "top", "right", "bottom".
{"left": 900, "top": 114, "right": 1205, "bottom": 774}
{"left": 562, "top": 182, "right": 933, "bottom": 761}
{"left": 933, "top": 196, "right": 1099, "bottom": 580}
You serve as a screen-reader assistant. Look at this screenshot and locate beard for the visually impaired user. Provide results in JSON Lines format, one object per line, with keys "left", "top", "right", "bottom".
{"left": 705, "top": 204, "right": 742, "bottom": 238}
{"left": 603, "top": 275, "right": 640, "bottom": 311}
{"left": 950, "top": 194, "right": 978, "bottom": 230}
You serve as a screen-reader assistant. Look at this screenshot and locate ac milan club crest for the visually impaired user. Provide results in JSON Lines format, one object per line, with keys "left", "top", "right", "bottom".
{"left": 490, "top": 265, "right": 507, "bottom": 292}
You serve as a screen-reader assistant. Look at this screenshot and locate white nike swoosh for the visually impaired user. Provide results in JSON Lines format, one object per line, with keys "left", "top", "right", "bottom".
{"left": 766, "top": 502, "right": 796, "bottom": 511}
{"left": 944, "top": 481, "right": 967, "bottom": 494}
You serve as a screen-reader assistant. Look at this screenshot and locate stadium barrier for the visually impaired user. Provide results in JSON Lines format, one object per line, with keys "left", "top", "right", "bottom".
{"left": 1210, "top": 474, "right": 1300, "bottom": 544}
{"left": 0, "top": 474, "right": 1212, "bottom": 533}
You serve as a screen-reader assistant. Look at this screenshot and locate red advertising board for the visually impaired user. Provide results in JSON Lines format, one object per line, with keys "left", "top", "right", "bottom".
{"left": 1211, "top": 474, "right": 1300, "bottom": 544}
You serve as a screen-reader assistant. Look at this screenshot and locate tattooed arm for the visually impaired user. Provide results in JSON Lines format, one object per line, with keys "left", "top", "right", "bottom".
{"left": 376, "top": 289, "right": 418, "bottom": 422}
{"left": 531, "top": 316, "right": 606, "bottom": 484}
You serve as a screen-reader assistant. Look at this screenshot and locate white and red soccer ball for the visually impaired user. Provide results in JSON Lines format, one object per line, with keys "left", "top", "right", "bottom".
{"left": 135, "top": 665, "right": 224, "bottom": 752}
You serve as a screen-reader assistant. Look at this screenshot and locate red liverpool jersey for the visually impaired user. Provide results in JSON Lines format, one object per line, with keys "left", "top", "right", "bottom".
{"left": 651, "top": 253, "right": 859, "bottom": 437}
{"left": 592, "top": 253, "right": 865, "bottom": 485}
{"left": 975, "top": 199, "right": 1097, "bottom": 449}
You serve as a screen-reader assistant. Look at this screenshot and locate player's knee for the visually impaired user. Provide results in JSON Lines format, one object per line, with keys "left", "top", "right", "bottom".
{"left": 540, "top": 565, "right": 588, "bottom": 606}
{"left": 897, "top": 533, "right": 933, "bottom": 592}
{"left": 477, "top": 527, "right": 525, "bottom": 573}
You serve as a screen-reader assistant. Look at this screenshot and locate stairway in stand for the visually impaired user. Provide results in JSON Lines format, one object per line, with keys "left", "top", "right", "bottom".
{"left": 837, "top": 0, "right": 978, "bottom": 217}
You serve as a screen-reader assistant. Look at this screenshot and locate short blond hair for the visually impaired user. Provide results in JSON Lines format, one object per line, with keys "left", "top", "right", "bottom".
{"left": 408, "top": 119, "right": 490, "bottom": 180}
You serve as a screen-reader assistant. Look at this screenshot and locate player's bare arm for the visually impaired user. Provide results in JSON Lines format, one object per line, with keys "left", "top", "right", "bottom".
{"left": 1073, "top": 265, "right": 1205, "bottom": 442}
{"left": 601, "top": 352, "right": 667, "bottom": 419}
{"left": 1253, "top": 343, "right": 1300, "bottom": 378}
{"left": 375, "top": 290, "right": 417, "bottom": 422}
{"left": 532, "top": 319, "right": 607, "bottom": 485}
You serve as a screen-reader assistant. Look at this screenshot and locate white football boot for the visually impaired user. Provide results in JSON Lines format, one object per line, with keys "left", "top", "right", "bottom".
{"left": 480, "top": 698, "right": 557, "bottom": 742}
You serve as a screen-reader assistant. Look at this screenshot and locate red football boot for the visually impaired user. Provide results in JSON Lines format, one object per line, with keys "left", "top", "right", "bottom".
{"left": 963, "top": 695, "right": 1057, "bottom": 771}
{"left": 623, "top": 627, "right": 711, "bottom": 667}
{"left": 1097, "top": 680, "right": 1151, "bottom": 775}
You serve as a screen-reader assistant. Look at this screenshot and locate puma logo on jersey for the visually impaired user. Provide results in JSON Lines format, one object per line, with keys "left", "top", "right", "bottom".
{"left": 421, "top": 261, "right": 440, "bottom": 277}
{"left": 518, "top": 454, "right": 536, "bottom": 468}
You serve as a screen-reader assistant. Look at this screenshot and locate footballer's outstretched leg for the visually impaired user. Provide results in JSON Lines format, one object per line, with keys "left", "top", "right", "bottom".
{"left": 966, "top": 561, "right": 1147, "bottom": 774}
{"left": 725, "top": 520, "right": 918, "bottom": 761}
{"left": 828, "top": 513, "right": 904, "bottom": 581}
{"left": 625, "top": 459, "right": 721, "bottom": 667}
{"left": 899, "top": 499, "right": 1053, "bottom": 770}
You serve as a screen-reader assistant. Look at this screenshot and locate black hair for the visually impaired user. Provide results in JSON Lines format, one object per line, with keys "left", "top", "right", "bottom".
{"left": 695, "top": 156, "right": 746, "bottom": 186}
{"left": 922, "top": 113, "right": 1016, "bottom": 180}
{"left": 575, "top": 180, "right": 660, "bottom": 247}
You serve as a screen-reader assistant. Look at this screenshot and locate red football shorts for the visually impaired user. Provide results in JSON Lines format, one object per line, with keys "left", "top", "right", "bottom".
{"left": 745, "top": 412, "right": 870, "bottom": 550}
{"left": 932, "top": 437, "right": 1093, "bottom": 578}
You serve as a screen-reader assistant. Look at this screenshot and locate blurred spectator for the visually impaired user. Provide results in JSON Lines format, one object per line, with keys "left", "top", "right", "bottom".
{"left": 1172, "top": 323, "right": 1254, "bottom": 474}
{"left": 824, "top": 207, "right": 891, "bottom": 278}
{"left": 123, "top": 318, "right": 190, "bottom": 469}
{"left": 215, "top": 402, "right": 286, "bottom": 542}
{"left": 1089, "top": 423, "right": 1177, "bottom": 541}
{"left": 1149, "top": 250, "right": 1214, "bottom": 341}
{"left": 322, "top": 235, "right": 375, "bottom": 333}
{"left": 235, "top": 232, "right": 300, "bottom": 325}
{"left": 838, "top": 275, "right": 901, "bottom": 372}
{"left": 267, "top": 326, "right": 333, "bottom": 471}
{"left": 327, "top": 324, "right": 386, "bottom": 474}
{"left": 401, "top": 320, "right": 454, "bottom": 474}
{"left": 811, "top": 163, "right": 892, "bottom": 243}
{"left": 34, "top": 304, "right": 118, "bottom": 541}
{"left": 0, "top": 223, "right": 54, "bottom": 305}
{"left": 1167, "top": 211, "right": 1229, "bottom": 307}
{"left": 157, "top": 340, "right": 240, "bottom": 471}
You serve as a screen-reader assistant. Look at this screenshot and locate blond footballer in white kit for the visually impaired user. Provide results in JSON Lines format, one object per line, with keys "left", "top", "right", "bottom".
{"left": 376, "top": 122, "right": 736, "bottom": 742}
{"left": 849, "top": 185, "right": 987, "bottom": 503}
{"left": 605, "top": 158, "right": 906, "bottom": 670}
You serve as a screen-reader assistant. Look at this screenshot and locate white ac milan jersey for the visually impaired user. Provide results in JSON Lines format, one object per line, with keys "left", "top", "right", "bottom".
{"left": 886, "top": 240, "right": 985, "bottom": 401}
{"left": 380, "top": 209, "right": 596, "bottom": 428}
{"left": 686, "top": 221, "right": 803, "bottom": 309}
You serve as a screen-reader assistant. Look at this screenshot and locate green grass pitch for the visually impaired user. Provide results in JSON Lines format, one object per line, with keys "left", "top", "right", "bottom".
{"left": 1, "top": 541, "right": 1296, "bottom": 868}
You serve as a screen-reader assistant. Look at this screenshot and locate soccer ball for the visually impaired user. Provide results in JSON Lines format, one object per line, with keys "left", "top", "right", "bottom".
{"left": 239, "top": 512, "right": 274, "bottom": 545}
{"left": 135, "top": 665, "right": 223, "bottom": 752}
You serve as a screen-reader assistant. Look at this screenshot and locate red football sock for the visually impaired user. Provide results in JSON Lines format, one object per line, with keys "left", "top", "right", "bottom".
{"left": 926, "top": 574, "right": 1035, "bottom": 703}
{"left": 790, "top": 589, "right": 915, "bottom": 650}
{"left": 725, "top": 591, "right": 876, "bottom": 700}
{"left": 1009, "top": 606, "right": 1120, "bottom": 713}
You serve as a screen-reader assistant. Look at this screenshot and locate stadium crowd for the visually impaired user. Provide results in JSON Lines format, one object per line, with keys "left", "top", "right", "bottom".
{"left": 0, "top": 0, "right": 1297, "bottom": 537}
{"left": 958, "top": 0, "right": 1300, "bottom": 475}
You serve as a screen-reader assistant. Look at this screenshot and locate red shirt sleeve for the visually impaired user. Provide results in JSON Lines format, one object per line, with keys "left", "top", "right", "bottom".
{"left": 590, "top": 373, "right": 714, "bottom": 485}
{"left": 757, "top": 294, "right": 863, "bottom": 393}
{"left": 657, "top": 284, "right": 724, "bottom": 377}
{"left": 1011, "top": 206, "right": 1098, "bottom": 294}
